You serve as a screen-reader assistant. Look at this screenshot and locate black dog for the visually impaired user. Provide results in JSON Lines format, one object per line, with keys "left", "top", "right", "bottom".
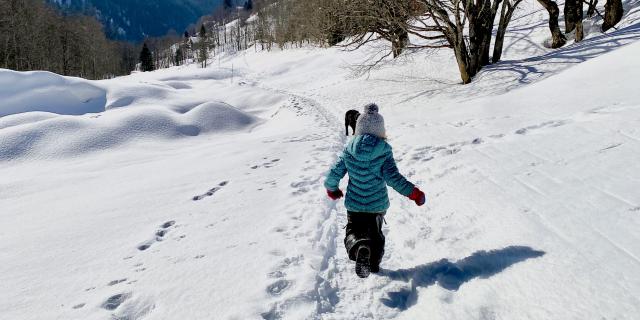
{"left": 345, "top": 110, "right": 360, "bottom": 136}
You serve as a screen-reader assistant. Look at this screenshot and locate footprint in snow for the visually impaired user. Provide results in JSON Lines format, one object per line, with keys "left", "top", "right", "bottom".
{"left": 192, "top": 181, "right": 229, "bottom": 201}
{"left": 101, "top": 293, "right": 130, "bottom": 310}
{"left": 107, "top": 279, "right": 127, "bottom": 286}
{"left": 161, "top": 220, "right": 175, "bottom": 228}
{"left": 137, "top": 220, "right": 176, "bottom": 250}
{"left": 250, "top": 159, "right": 280, "bottom": 170}
{"left": 267, "top": 280, "right": 291, "bottom": 296}
{"left": 155, "top": 229, "right": 167, "bottom": 238}
{"left": 515, "top": 120, "right": 567, "bottom": 135}
{"left": 137, "top": 241, "right": 153, "bottom": 251}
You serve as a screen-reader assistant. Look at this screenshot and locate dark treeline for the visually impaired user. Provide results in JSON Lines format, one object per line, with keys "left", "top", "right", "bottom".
{"left": 0, "top": 0, "right": 137, "bottom": 79}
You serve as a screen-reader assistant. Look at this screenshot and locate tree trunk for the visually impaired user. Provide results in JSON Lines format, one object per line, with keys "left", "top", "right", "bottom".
{"left": 536, "top": 0, "right": 566, "bottom": 48}
{"left": 452, "top": 30, "right": 473, "bottom": 84}
{"left": 575, "top": 1, "right": 584, "bottom": 41}
{"left": 479, "top": 0, "right": 500, "bottom": 66}
{"left": 564, "top": 0, "right": 578, "bottom": 33}
{"left": 465, "top": 3, "right": 482, "bottom": 74}
{"left": 493, "top": 0, "right": 521, "bottom": 63}
{"left": 454, "top": 50, "right": 472, "bottom": 84}
{"left": 465, "top": 0, "right": 498, "bottom": 71}
{"left": 602, "top": 0, "right": 624, "bottom": 32}
{"left": 587, "top": 0, "right": 598, "bottom": 17}
{"left": 391, "top": 28, "right": 409, "bottom": 58}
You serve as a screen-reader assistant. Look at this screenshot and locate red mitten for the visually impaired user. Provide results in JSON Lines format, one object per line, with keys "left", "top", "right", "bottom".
{"left": 327, "top": 189, "right": 344, "bottom": 200}
{"left": 408, "top": 187, "right": 426, "bottom": 206}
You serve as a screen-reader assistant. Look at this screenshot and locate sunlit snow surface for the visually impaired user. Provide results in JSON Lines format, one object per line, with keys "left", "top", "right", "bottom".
{"left": 1, "top": 1, "right": 640, "bottom": 319}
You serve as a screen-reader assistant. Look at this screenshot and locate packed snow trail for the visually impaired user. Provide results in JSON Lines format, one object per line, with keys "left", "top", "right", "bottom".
{"left": 241, "top": 81, "right": 551, "bottom": 320}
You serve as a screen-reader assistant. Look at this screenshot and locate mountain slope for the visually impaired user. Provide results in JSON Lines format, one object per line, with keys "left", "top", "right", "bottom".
{"left": 48, "top": 0, "right": 224, "bottom": 41}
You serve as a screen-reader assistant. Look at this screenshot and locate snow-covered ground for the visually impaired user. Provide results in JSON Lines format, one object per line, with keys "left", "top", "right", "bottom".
{"left": 1, "top": 1, "right": 640, "bottom": 319}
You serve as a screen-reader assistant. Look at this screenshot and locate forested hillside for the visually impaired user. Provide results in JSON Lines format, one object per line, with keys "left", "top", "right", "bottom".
{"left": 47, "top": 0, "right": 224, "bottom": 41}
{"left": 0, "top": 0, "right": 138, "bottom": 79}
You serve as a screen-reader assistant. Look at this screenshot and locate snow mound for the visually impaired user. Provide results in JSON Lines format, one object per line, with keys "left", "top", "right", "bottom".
{"left": 0, "top": 101, "right": 260, "bottom": 161}
{"left": 0, "top": 112, "right": 59, "bottom": 130}
{"left": 0, "top": 69, "right": 107, "bottom": 117}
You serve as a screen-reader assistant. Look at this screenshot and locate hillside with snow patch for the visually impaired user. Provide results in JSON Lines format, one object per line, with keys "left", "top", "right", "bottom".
{"left": 1, "top": 1, "right": 639, "bottom": 319}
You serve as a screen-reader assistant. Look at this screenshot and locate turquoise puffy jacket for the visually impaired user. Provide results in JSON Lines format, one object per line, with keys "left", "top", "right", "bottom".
{"left": 325, "top": 134, "right": 414, "bottom": 213}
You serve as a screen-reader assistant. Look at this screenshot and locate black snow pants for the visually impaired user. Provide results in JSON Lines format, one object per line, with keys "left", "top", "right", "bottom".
{"left": 344, "top": 211, "right": 385, "bottom": 268}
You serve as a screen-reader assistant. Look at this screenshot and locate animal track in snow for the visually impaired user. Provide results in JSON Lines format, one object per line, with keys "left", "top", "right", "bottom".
{"left": 193, "top": 181, "right": 228, "bottom": 201}
{"left": 250, "top": 158, "right": 281, "bottom": 170}
{"left": 72, "top": 303, "right": 85, "bottom": 309}
{"left": 515, "top": 120, "right": 567, "bottom": 135}
{"left": 410, "top": 137, "right": 482, "bottom": 163}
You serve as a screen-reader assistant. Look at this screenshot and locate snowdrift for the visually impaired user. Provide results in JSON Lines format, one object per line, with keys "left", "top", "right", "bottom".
{"left": 0, "top": 69, "right": 107, "bottom": 117}
{"left": 0, "top": 67, "right": 287, "bottom": 161}
{"left": 0, "top": 101, "right": 260, "bottom": 161}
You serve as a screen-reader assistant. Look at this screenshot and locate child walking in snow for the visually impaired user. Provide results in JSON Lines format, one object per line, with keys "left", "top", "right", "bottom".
{"left": 325, "top": 103, "right": 426, "bottom": 278}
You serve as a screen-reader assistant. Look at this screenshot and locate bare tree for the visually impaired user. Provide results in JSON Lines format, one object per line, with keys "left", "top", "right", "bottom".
{"left": 0, "top": 0, "right": 135, "bottom": 79}
{"left": 575, "top": 0, "right": 584, "bottom": 41}
{"left": 536, "top": 0, "right": 567, "bottom": 48}
{"left": 586, "top": 0, "right": 598, "bottom": 17}
{"left": 602, "top": 0, "right": 623, "bottom": 32}
{"left": 493, "top": 0, "right": 524, "bottom": 62}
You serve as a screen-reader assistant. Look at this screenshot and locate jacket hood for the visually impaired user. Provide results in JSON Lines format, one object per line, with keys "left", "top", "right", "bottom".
{"left": 346, "top": 134, "right": 390, "bottom": 161}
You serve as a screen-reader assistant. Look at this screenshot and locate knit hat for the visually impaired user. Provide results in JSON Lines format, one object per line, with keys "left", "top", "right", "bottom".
{"left": 354, "top": 103, "right": 386, "bottom": 138}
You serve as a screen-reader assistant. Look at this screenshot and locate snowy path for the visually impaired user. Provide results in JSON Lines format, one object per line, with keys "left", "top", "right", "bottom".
{"left": 248, "top": 86, "right": 550, "bottom": 320}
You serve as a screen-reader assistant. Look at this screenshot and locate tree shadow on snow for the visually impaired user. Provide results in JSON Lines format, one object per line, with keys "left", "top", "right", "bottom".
{"left": 379, "top": 246, "right": 545, "bottom": 310}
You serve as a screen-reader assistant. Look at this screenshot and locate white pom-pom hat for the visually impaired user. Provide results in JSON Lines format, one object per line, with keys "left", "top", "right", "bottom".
{"left": 354, "top": 103, "right": 386, "bottom": 139}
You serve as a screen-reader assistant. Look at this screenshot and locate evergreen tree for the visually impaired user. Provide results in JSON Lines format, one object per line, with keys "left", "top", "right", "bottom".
{"left": 244, "top": 0, "right": 253, "bottom": 11}
{"left": 139, "top": 43, "right": 155, "bottom": 72}
{"left": 175, "top": 47, "right": 184, "bottom": 66}
{"left": 198, "top": 25, "right": 209, "bottom": 68}
{"left": 223, "top": 0, "right": 235, "bottom": 10}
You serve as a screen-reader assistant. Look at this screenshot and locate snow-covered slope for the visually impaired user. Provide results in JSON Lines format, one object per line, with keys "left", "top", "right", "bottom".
{"left": 1, "top": 1, "right": 639, "bottom": 319}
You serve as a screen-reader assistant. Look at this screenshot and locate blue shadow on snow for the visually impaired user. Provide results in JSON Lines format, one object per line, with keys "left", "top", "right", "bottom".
{"left": 380, "top": 246, "right": 545, "bottom": 310}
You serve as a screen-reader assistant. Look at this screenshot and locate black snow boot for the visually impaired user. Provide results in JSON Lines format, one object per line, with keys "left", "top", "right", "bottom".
{"left": 370, "top": 263, "right": 380, "bottom": 274}
{"left": 355, "top": 245, "right": 371, "bottom": 278}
